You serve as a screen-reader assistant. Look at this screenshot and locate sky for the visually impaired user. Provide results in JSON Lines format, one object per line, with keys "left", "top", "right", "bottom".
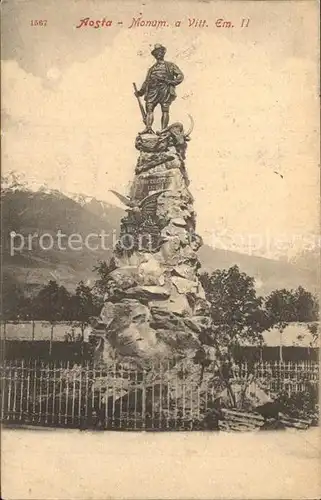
{"left": 1, "top": 0, "right": 320, "bottom": 259}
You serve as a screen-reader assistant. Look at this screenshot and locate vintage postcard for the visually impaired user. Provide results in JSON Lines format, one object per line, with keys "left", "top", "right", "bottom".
{"left": 1, "top": 0, "right": 320, "bottom": 498}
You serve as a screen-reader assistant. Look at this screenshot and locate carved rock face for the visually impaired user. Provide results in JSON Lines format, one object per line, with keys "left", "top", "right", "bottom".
{"left": 102, "top": 299, "right": 159, "bottom": 358}
{"left": 113, "top": 250, "right": 148, "bottom": 268}
{"left": 157, "top": 236, "right": 182, "bottom": 265}
{"left": 161, "top": 221, "right": 187, "bottom": 241}
{"left": 100, "top": 302, "right": 116, "bottom": 328}
{"left": 108, "top": 267, "right": 139, "bottom": 291}
{"left": 124, "top": 285, "right": 171, "bottom": 301}
{"left": 194, "top": 297, "right": 211, "bottom": 316}
{"left": 171, "top": 276, "right": 199, "bottom": 295}
{"left": 150, "top": 287, "right": 192, "bottom": 317}
{"left": 184, "top": 316, "right": 212, "bottom": 333}
{"left": 172, "top": 263, "right": 197, "bottom": 281}
{"left": 191, "top": 233, "right": 203, "bottom": 251}
{"left": 94, "top": 126, "right": 211, "bottom": 363}
{"left": 137, "top": 254, "right": 165, "bottom": 286}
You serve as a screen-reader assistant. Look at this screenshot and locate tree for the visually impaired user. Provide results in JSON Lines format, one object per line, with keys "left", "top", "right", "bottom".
{"left": 1, "top": 275, "right": 37, "bottom": 321}
{"left": 32, "top": 280, "right": 72, "bottom": 322}
{"left": 92, "top": 259, "right": 116, "bottom": 296}
{"left": 200, "top": 265, "right": 271, "bottom": 348}
{"left": 1, "top": 282, "right": 26, "bottom": 320}
{"left": 2, "top": 277, "right": 105, "bottom": 323}
{"left": 265, "top": 286, "right": 319, "bottom": 358}
{"left": 292, "top": 286, "right": 319, "bottom": 322}
{"left": 264, "top": 288, "right": 298, "bottom": 330}
{"left": 200, "top": 266, "right": 273, "bottom": 407}
{"left": 265, "top": 286, "right": 318, "bottom": 327}
{"left": 70, "top": 281, "right": 101, "bottom": 326}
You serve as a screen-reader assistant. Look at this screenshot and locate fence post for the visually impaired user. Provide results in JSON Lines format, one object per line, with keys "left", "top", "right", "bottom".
{"left": 32, "top": 320, "right": 35, "bottom": 341}
{"left": 134, "top": 364, "right": 138, "bottom": 430}
{"left": 39, "top": 361, "right": 45, "bottom": 424}
{"left": 19, "top": 360, "right": 25, "bottom": 421}
{"left": 167, "top": 359, "right": 170, "bottom": 430}
{"left": 159, "top": 360, "right": 163, "bottom": 430}
{"left": 78, "top": 365, "right": 82, "bottom": 428}
{"left": 91, "top": 363, "right": 96, "bottom": 428}
{"left": 12, "top": 362, "right": 19, "bottom": 421}
{"left": 49, "top": 324, "right": 54, "bottom": 356}
{"left": 71, "top": 365, "right": 76, "bottom": 427}
{"left": 58, "top": 361, "right": 63, "bottom": 425}
{"left": 7, "top": 361, "right": 12, "bottom": 420}
{"left": 32, "top": 360, "right": 37, "bottom": 423}
{"left": 83, "top": 361, "right": 89, "bottom": 429}
{"left": 120, "top": 363, "right": 123, "bottom": 429}
{"left": 142, "top": 366, "right": 146, "bottom": 430}
{"left": 279, "top": 330, "right": 283, "bottom": 362}
{"left": 151, "top": 361, "right": 155, "bottom": 430}
{"left": 112, "top": 361, "right": 116, "bottom": 429}
{"left": 52, "top": 361, "right": 56, "bottom": 425}
{"left": 45, "top": 362, "right": 50, "bottom": 424}
{"left": 190, "top": 365, "right": 193, "bottom": 430}
{"left": 64, "top": 361, "right": 70, "bottom": 425}
{"left": 1, "top": 360, "right": 6, "bottom": 420}
{"left": 2, "top": 322, "right": 6, "bottom": 360}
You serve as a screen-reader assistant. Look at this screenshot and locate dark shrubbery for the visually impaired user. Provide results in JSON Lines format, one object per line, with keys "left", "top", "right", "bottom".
{"left": 276, "top": 384, "right": 319, "bottom": 424}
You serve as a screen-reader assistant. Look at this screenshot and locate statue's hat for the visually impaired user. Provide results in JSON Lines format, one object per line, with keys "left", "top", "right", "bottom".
{"left": 151, "top": 44, "right": 166, "bottom": 56}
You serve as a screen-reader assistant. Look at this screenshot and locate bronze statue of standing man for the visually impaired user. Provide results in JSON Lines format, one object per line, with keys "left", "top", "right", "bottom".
{"left": 134, "top": 44, "right": 184, "bottom": 133}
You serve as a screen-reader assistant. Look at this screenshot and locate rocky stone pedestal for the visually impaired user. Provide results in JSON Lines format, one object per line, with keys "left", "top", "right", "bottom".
{"left": 90, "top": 123, "right": 211, "bottom": 364}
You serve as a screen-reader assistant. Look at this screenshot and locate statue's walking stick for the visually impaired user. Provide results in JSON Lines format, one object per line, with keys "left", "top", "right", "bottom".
{"left": 133, "top": 83, "right": 147, "bottom": 124}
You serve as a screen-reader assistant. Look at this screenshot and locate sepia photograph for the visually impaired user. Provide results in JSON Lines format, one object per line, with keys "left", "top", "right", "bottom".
{"left": 1, "top": 0, "right": 320, "bottom": 498}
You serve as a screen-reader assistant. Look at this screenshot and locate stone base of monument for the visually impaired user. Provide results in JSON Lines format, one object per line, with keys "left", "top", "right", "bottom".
{"left": 88, "top": 125, "right": 212, "bottom": 366}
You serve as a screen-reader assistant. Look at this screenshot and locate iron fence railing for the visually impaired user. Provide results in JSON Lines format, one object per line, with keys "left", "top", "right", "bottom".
{"left": 1, "top": 359, "right": 319, "bottom": 430}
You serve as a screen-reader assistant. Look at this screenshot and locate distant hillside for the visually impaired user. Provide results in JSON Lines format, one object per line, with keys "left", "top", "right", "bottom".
{"left": 2, "top": 186, "right": 124, "bottom": 292}
{"left": 198, "top": 246, "right": 318, "bottom": 296}
{"left": 1, "top": 180, "right": 318, "bottom": 296}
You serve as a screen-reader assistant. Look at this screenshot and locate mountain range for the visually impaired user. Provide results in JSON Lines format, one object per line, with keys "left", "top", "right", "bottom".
{"left": 1, "top": 172, "right": 318, "bottom": 297}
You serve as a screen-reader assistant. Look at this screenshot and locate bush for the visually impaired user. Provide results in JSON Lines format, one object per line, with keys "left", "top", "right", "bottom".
{"left": 276, "top": 384, "right": 319, "bottom": 424}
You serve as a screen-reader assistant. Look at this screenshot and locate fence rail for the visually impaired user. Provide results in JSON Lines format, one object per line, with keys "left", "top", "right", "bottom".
{"left": 1, "top": 359, "right": 319, "bottom": 431}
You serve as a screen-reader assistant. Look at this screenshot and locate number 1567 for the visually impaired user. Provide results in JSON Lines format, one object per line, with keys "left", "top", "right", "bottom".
{"left": 30, "top": 20, "right": 47, "bottom": 26}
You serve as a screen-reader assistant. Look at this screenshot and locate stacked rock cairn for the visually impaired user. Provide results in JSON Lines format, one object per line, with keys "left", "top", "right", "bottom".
{"left": 90, "top": 122, "right": 212, "bottom": 366}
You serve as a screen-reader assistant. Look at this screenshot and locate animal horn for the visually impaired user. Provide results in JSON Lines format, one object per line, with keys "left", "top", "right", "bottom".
{"left": 185, "top": 114, "right": 194, "bottom": 136}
